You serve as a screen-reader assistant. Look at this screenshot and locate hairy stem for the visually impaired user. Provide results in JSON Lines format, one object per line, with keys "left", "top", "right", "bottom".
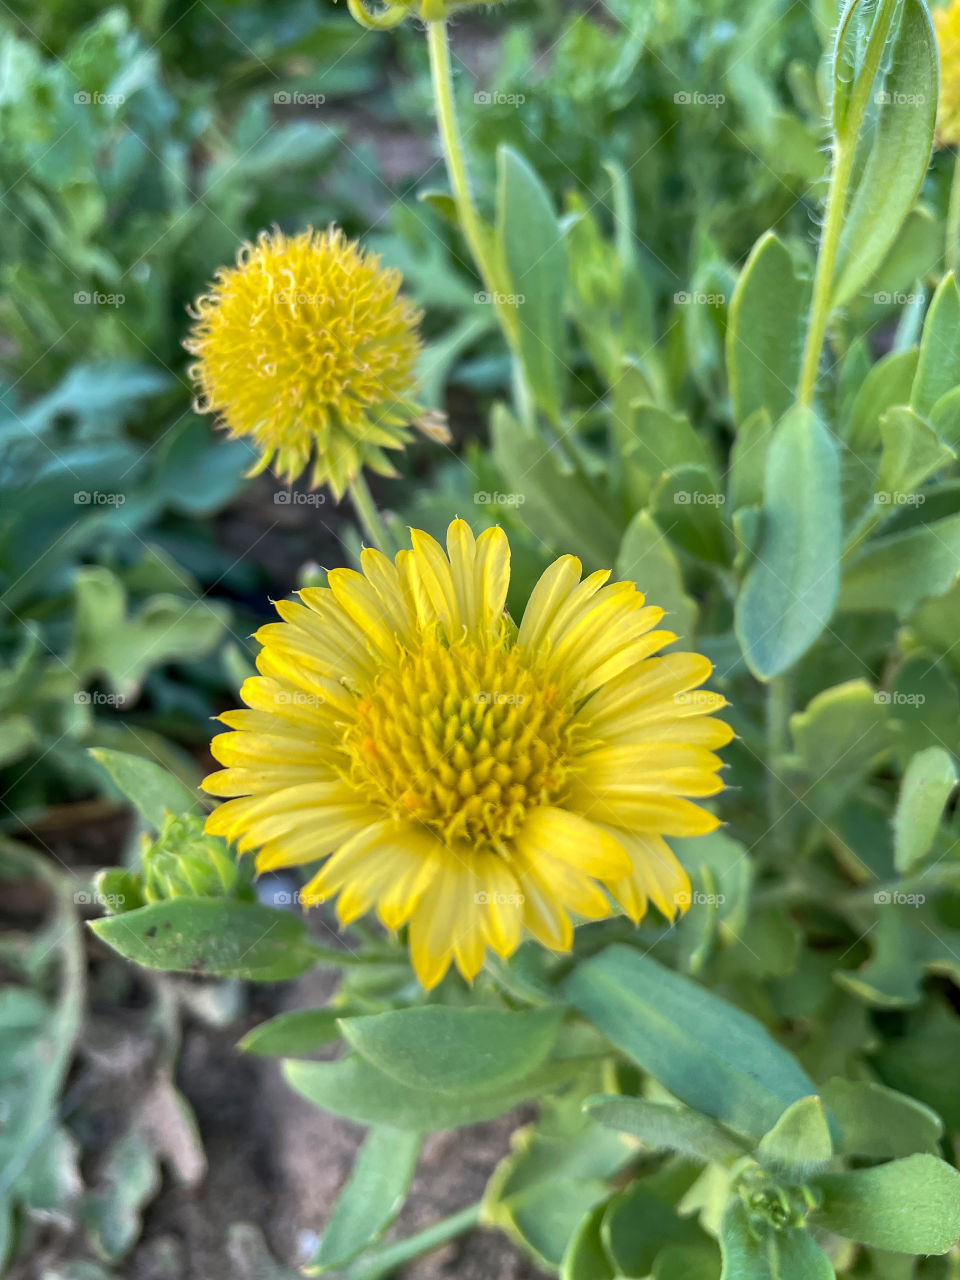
{"left": 347, "top": 471, "right": 397, "bottom": 556}
{"left": 426, "top": 18, "right": 520, "bottom": 352}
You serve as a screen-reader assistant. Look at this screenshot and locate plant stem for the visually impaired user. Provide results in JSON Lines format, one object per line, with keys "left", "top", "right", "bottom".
{"left": 426, "top": 18, "right": 520, "bottom": 352}
{"left": 797, "top": 0, "right": 900, "bottom": 405}
{"left": 347, "top": 472, "right": 397, "bottom": 556}
{"left": 345, "top": 1203, "right": 481, "bottom": 1280}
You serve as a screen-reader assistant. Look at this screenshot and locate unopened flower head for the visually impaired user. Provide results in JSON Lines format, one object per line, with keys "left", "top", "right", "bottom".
{"left": 186, "top": 227, "right": 424, "bottom": 498}
{"left": 934, "top": 0, "right": 960, "bottom": 147}
{"left": 203, "top": 520, "right": 731, "bottom": 989}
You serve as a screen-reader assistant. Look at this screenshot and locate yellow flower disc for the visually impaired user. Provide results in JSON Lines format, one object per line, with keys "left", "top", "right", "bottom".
{"left": 203, "top": 520, "right": 732, "bottom": 988}
{"left": 186, "top": 226, "right": 423, "bottom": 497}
{"left": 934, "top": 0, "right": 960, "bottom": 148}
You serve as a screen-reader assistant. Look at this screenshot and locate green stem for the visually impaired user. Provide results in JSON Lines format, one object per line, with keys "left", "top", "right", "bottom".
{"left": 948, "top": 150, "right": 960, "bottom": 277}
{"left": 344, "top": 1203, "right": 481, "bottom": 1280}
{"left": 426, "top": 19, "right": 521, "bottom": 353}
{"left": 797, "top": 0, "right": 900, "bottom": 405}
{"left": 347, "top": 472, "right": 397, "bottom": 557}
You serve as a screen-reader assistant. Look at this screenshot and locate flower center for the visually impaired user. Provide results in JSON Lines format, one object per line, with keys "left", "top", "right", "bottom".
{"left": 343, "top": 639, "right": 574, "bottom": 847}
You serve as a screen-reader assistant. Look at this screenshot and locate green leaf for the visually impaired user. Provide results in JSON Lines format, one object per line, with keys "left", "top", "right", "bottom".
{"left": 616, "top": 511, "right": 697, "bottom": 640}
{"left": 89, "top": 899, "right": 331, "bottom": 981}
{"left": 840, "top": 513, "right": 960, "bottom": 615}
{"left": 726, "top": 232, "right": 809, "bottom": 426}
{"left": 490, "top": 405, "right": 622, "bottom": 570}
{"left": 790, "top": 680, "right": 893, "bottom": 820}
{"left": 875, "top": 406, "right": 955, "bottom": 501}
{"left": 820, "top": 1078, "right": 942, "bottom": 1158}
{"left": 814, "top": 1154, "right": 960, "bottom": 1253}
{"left": 484, "top": 1094, "right": 635, "bottom": 1270}
{"left": 830, "top": 0, "right": 938, "bottom": 308}
{"left": 756, "top": 1096, "right": 833, "bottom": 1175}
{"left": 496, "top": 145, "right": 566, "bottom": 423}
{"left": 562, "top": 946, "right": 816, "bottom": 1139}
{"left": 930, "top": 384, "right": 960, "bottom": 447}
{"left": 602, "top": 1182, "right": 709, "bottom": 1276}
{"left": 561, "top": 1205, "right": 615, "bottom": 1280}
{"left": 652, "top": 466, "right": 731, "bottom": 566}
{"left": 306, "top": 1127, "right": 420, "bottom": 1273}
{"left": 719, "top": 1200, "right": 834, "bottom": 1280}
{"left": 284, "top": 1054, "right": 580, "bottom": 1132}
{"left": 912, "top": 273, "right": 960, "bottom": 417}
{"left": 893, "top": 746, "right": 958, "bottom": 872}
{"left": 238, "top": 1007, "right": 358, "bottom": 1057}
{"left": 69, "top": 566, "right": 228, "bottom": 700}
{"left": 729, "top": 409, "right": 774, "bottom": 511}
{"left": 82, "top": 1130, "right": 160, "bottom": 1262}
{"left": 623, "top": 402, "right": 715, "bottom": 484}
{"left": 338, "top": 1005, "right": 564, "bottom": 1094}
{"left": 845, "top": 348, "right": 919, "bottom": 450}
{"left": 735, "top": 405, "right": 841, "bottom": 679}
{"left": 584, "top": 1095, "right": 748, "bottom": 1163}
{"left": 90, "top": 748, "right": 201, "bottom": 831}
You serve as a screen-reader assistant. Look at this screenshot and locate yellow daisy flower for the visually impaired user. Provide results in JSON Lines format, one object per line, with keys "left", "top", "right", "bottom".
{"left": 185, "top": 227, "right": 424, "bottom": 498}
{"left": 202, "top": 520, "right": 732, "bottom": 988}
{"left": 934, "top": 0, "right": 960, "bottom": 148}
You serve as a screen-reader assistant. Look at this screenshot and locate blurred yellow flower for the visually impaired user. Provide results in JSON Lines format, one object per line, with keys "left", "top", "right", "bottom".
{"left": 203, "top": 520, "right": 731, "bottom": 988}
{"left": 186, "top": 227, "right": 423, "bottom": 498}
{"left": 347, "top": 0, "right": 502, "bottom": 27}
{"left": 934, "top": 0, "right": 960, "bottom": 147}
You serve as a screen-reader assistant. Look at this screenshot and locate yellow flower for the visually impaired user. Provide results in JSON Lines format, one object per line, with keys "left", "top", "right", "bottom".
{"left": 202, "top": 520, "right": 732, "bottom": 988}
{"left": 347, "top": 0, "right": 502, "bottom": 27}
{"left": 186, "top": 227, "right": 423, "bottom": 498}
{"left": 934, "top": 0, "right": 960, "bottom": 147}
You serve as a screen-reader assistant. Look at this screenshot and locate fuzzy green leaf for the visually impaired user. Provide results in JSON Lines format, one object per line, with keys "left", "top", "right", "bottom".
{"left": 90, "top": 899, "right": 331, "bottom": 981}
{"left": 893, "top": 746, "right": 958, "bottom": 872}
{"left": 814, "top": 1154, "right": 960, "bottom": 1253}
{"left": 563, "top": 946, "right": 816, "bottom": 1139}
{"left": 338, "top": 1005, "right": 565, "bottom": 1095}
{"left": 726, "top": 232, "right": 809, "bottom": 426}
{"left": 735, "top": 405, "right": 841, "bottom": 679}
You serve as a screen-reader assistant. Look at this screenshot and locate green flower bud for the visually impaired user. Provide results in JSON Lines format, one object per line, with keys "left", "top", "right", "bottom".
{"left": 142, "top": 813, "right": 251, "bottom": 903}
{"left": 347, "top": 0, "right": 504, "bottom": 30}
